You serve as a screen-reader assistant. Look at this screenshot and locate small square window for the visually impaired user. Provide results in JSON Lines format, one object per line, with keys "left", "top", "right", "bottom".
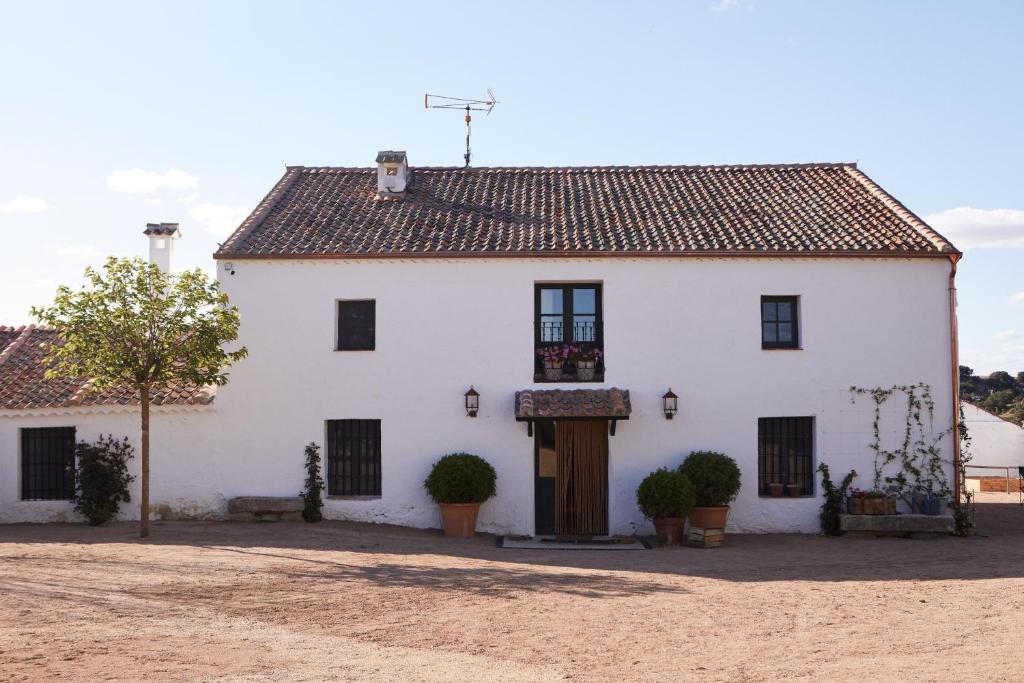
{"left": 761, "top": 296, "right": 799, "bottom": 349}
{"left": 385, "top": 167, "right": 398, "bottom": 176}
{"left": 337, "top": 300, "right": 375, "bottom": 351}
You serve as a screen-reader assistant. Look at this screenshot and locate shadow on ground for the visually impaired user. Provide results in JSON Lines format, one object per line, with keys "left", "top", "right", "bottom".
{"left": 2, "top": 501, "right": 1022, "bottom": 586}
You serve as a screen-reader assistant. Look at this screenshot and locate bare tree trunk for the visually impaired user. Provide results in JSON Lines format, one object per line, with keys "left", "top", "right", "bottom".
{"left": 140, "top": 383, "right": 150, "bottom": 538}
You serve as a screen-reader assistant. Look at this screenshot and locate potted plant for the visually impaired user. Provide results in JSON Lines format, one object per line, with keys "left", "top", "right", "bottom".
{"left": 678, "top": 451, "right": 741, "bottom": 530}
{"left": 785, "top": 483, "right": 803, "bottom": 497}
{"left": 767, "top": 482, "right": 784, "bottom": 497}
{"left": 570, "top": 346, "right": 603, "bottom": 381}
{"left": 536, "top": 345, "right": 570, "bottom": 381}
{"left": 424, "top": 453, "right": 497, "bottom": 537}
{"left": 636, "top": 468, "right": 696, "bottom": 545}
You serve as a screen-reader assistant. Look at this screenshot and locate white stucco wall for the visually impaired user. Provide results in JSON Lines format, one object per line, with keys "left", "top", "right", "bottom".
{"left": 203, "top": 255, "right": 956, "bottom": 535}
{"left": 0, "top": 406, "right": 222, "bottom": 523}
{"left": 0, "top": 256, "right": 957, "bottom": 533}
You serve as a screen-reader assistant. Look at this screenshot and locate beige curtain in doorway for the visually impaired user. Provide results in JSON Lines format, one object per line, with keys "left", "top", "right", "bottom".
{"left": 554, "top": 420, "right": 609, "bottom": 536}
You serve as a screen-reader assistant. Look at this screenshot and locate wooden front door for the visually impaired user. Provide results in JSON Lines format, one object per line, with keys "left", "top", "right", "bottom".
{"left": 534, "top": 420, "right": 609, "bottom": 537}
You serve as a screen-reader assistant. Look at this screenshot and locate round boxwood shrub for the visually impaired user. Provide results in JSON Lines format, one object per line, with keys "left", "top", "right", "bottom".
{"left": 424, "top": 453, "right": 497, "bottom": 504}
{"left": 636, "top": 468, "right": 696, "bottom": 520}
{"left": 678, "top": 451, "right": 741, "bottom": 507}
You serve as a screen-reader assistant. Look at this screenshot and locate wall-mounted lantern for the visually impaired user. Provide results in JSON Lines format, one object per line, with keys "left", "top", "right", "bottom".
{"left": 464, "top": 386, "right": 480, "bottom": 417}
{"left": 662, "top": 389, "right": 678, "bottom": 419}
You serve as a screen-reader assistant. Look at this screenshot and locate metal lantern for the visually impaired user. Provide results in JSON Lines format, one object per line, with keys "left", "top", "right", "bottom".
{"left": 464, "top": 386, "right": 480, "bottom": 417}
{"left": 662, "top": 389, "right": 678, "bottom": 420}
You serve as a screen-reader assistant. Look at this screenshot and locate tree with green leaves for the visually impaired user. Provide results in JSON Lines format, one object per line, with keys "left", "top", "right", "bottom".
{"left": 32, "top": 257, "right": 247, "bottom": 537}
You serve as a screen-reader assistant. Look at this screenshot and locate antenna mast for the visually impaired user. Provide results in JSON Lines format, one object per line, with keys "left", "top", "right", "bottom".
{"left": 425, "top": 89, "right": 498, "bottom": 167}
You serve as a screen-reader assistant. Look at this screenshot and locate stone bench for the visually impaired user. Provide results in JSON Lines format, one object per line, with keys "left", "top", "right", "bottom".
{"left": 227, "top": 496, "right": 304, "bottom": 522}
{"left": 840, "top": 513, "right": 954, "bottom": 536}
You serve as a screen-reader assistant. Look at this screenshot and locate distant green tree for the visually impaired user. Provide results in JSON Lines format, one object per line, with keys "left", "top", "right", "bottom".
{"left": 981, "top": 389, "right": 1017, "bottom": 415}
{"left": 987, "top": 371, "right": 1017, "bottom": 392}
{"left": 32, "top": 257, "right": 247, "bottom": 537}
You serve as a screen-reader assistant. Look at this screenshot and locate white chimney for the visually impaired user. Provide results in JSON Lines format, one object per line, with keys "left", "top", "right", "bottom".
{"left": 143, "top": 223, "right": 181, "bottom": 272}
{"left": 376, "top": 150, "right": 409, "bottom": 199}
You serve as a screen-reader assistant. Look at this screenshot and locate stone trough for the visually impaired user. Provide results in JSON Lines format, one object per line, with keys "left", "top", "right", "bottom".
{"left": 839, "top": 513, "right": 954, "bottom": 536}
{"left": 228, "top": 496, "right": 304, "bottom": 522}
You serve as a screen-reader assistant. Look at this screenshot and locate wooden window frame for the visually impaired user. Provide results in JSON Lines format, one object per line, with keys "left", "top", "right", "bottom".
{"left": 757, "top": 416, "right": 814, "bottom": 497}
{"left": 533, "top": 283, "right": 604, "bottom": 383}
{"left": 761, "top": 295, "right": 800, "bottom": 350}
{"left": 20, "top": 426, "right": 76, "bottom": 501}
{"left": 336, "top": 299, "right": 376, "bottom": 351}
{"left": 326, "top": 419, "right": 382, "bottom": 497}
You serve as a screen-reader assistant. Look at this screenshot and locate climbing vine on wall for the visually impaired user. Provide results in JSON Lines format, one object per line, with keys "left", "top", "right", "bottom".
{"left": 848, "top": 383, "right": 951, "bottom": 497}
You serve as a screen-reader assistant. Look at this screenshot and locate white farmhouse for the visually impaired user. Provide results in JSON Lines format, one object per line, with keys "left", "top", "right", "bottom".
{"left": 0, "top": 156, "right": 963, "bottom": 534}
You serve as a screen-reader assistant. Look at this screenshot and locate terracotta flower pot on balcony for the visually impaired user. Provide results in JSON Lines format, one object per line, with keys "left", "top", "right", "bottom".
{"left": 785, "top": 484, "right": 803, "bottom": 498}
{"left": 688, "top": 506, "right": 729, "bottom": 530}
{"left": 543, "top": 361, "right": 563, "bottom": 381}
{"left": 653, "top": 517, "right": 685, "bottom": 546}
{"left": 767, "top": 483, "right": 784, "bottom": 497}
{"left": 575, "top": 360, "right": 596, "bottom": 381}
{"left": 439, "top": 503, "right": 481, "bottom": 538}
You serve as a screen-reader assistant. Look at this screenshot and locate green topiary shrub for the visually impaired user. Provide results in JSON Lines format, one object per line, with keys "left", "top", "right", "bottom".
{"left": 72, "top": 435, "right": 135, "bottom": 525}
{"left": 636, "top": 468, "right": 696, "bottom": 519}
{"left": 300, "top": 442, "right": 324, "bottom": 523}
{"left": 424, "top": 453, "right": 497, "bottom": 504}
{"left": 678, "top": 451, "right": 742, "bottom": 507}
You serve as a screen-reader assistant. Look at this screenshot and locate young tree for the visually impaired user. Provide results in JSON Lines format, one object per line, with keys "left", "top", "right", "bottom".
{"left": 32, "top": 257, "right": 247, "bottom": 537}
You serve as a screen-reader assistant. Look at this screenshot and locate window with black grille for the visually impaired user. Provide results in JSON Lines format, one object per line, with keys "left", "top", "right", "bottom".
{"left": 761, "top": 296, "right": 799, "bottom": 349}
{"left": 534, "top": 283, "right": 603, "bottom": 381}
{"left": 336, "top": 300, "right": 375, "bottom": 351}
{"left": 326, "top": 419, "right": 381, "bottom": 496}
{"left": 758, "top": 417, "right": 814, "bottom": 496}
{"left": 21, "top": 427, "right": 76, "bottom": 500}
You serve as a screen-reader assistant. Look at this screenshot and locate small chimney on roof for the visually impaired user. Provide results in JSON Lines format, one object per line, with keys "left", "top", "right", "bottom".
{"left": 376, "top": 150, "right": 409, "bottom": 199}
{"left": 143, "top": 222, "right": 181, "bottom": 273}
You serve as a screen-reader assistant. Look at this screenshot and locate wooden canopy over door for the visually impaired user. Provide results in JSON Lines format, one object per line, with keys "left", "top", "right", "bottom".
{"left": 554, "top": 420, "right": 609, "bottom": 536}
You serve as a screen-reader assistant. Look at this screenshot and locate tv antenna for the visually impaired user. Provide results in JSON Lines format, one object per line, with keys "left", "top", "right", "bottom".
{"left": 425, "top": 89, "right": 498, "bottom": 167}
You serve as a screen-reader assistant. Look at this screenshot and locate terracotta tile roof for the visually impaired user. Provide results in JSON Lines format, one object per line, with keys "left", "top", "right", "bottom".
{"left": 0, "top": 325, "right": 215, "bottom": 411}
{"left": 216, "top": 163, "right": 957, "bottom": 258}
{"left": 515, "top": 388, "right": 632, "bottom": 420}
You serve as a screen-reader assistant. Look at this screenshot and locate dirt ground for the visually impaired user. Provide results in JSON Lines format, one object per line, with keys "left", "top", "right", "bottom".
{"left": 2, "top": 496, "right": 1023, "bottom": 682}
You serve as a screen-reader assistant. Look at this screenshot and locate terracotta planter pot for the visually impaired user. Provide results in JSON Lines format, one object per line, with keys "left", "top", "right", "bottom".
{"left": 688, "top": 506, "right": 729, "bottom": 529}
{"left": 576, "top": 360, "right": 596, "bottom": 381}
{"left": 439, "top": 502, "right": 481, "bottom": 538}
{"left": 785, "top": 484, "right": 803, "bottom": 498}
{"left": 653, "top": 517, "right": 685, "bottom": 546}
{"left": 767, "top": 483, "right": 784, "bottom": 497}
{"left": 848, "top": 497, "right": 864, "bottom": 514}
{"left": 542, "top": 362, "right": 563, "bottom": 381}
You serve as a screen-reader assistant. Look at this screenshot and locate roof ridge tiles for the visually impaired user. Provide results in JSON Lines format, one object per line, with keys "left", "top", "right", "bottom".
{"left": 0, "top": 325, "right": 35, "bottom": 368}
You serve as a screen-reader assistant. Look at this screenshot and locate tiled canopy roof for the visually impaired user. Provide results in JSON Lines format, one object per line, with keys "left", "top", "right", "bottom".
{"left": 216, "top": 163, "right": 957, "bottom": 258}
{"left": 0, "top": 326, "right": 214, "bottom": 411}
{"left": 515, "top": 389, "right": 632, "bottom": 420}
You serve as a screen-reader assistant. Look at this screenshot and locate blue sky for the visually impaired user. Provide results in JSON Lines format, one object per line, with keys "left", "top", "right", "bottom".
{"left": 1, "top": 0, "right": 1021, "bottom": 373}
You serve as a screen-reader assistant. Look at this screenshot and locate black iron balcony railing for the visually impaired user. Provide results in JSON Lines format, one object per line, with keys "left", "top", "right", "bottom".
{"left": 534, "top": 320, "right": 604, "bottom": 383}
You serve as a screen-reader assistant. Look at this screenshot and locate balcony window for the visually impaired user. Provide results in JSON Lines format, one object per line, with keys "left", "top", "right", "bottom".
{"left": 534, "top": 284, "right": 603, "bottom": 382}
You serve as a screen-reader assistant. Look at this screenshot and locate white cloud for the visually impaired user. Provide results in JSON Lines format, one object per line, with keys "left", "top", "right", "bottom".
{"left": 32, "top": 278, "right": 59, "bottom": 290}
{"left": 188, "top": 202, "right": 248, "bottom": 239}
{"left": 0, "top": 195, "right": 47, "bottom": 213}
{"left": 924, "top": 207, "right": 1024, "bottom": 249}
{"left": 105, "top": 168, "right": 199, "bottom": 194}
{"left": 711, "top": 0, "right": 739, "bottom": 11}
{"left": 993, "top": 329, "right": 1020, "bottom": 342}
{"left": 55, "top": 245, "right": 101, "bottom": 259}
{"left": 1010, "top": 292, "right": 1024, "bottom": 305}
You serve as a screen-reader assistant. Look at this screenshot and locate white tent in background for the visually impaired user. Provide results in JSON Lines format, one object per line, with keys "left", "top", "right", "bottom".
{"left": 963, "top": 403, "right": 1024, "bottom": 493}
